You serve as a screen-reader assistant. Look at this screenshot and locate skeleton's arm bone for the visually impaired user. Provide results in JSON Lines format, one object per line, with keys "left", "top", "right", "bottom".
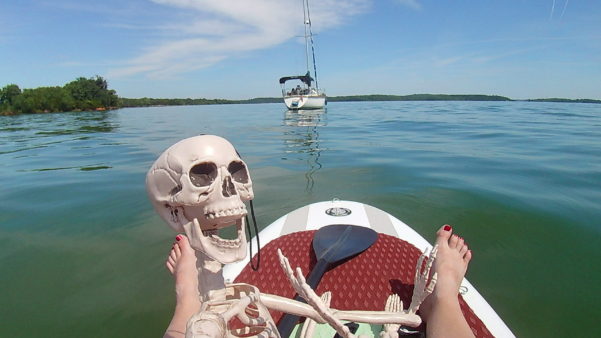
{"left": 335, "top": 311, "right": 421, "bottom": 327}
{"left": 260, "top": 293, "right": 328, "bottom": 324}
{"left": 261, "top": 294, "right": 421, "bottom": 327}
{"left": 274, "top": 249, "right": 424, "bottom": 328}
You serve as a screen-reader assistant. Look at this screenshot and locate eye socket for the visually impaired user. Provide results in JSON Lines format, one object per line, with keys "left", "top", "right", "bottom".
{"left": 228, "top": 161, "right": 249, "bottom": 183}
{"left": 190, "top": 162, "right": 217, "bottom": 187}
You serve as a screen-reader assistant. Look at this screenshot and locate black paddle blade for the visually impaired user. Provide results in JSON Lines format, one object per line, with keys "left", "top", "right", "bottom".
{"left": 277, "top": 224, "right": 379, "bottom": 337}
{"left": 313, "top": 224, "right": 378, "bottom": 264}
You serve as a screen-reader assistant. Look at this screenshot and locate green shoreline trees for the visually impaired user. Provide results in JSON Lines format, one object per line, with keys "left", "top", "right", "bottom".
{"left": 1, "top": 76, "right": 118, "bottom": 115}
{"left": 2, "top": 77, "right": 600, "bottom": 116}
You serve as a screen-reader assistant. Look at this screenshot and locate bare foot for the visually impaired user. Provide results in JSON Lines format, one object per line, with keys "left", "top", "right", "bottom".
{"left": 420, "top": 225, "right": 475, "bottom": 338}
{"left": 431, "top": 224, "right": 472, "bottom": 300}
{"left": 164, "top": 235, "right": 201, "bottom": 338}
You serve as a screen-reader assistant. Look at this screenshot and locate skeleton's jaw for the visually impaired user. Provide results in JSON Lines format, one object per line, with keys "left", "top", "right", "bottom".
{"left": 184, "top": 218, "right": 248, "bottom": 264}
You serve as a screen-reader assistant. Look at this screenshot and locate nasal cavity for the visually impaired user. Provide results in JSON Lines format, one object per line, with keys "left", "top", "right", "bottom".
{"left": 222, "top": 176, "right": 237, "bottom": 197}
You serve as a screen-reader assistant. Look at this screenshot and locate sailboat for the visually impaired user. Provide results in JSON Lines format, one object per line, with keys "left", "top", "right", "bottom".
{"left": 279, "top": 0, "right": 326, "bottom": 110}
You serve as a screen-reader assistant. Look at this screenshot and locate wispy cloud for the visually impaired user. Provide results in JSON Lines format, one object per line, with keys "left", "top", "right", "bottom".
{"left": 471, "top": 46, "right": 547, "bottom": 64}
{"left": 549, "top": 0, "right": 569, "bottom": 20}
{"left": 101, "top": 23, "right": 160, "bottom": 31}
{"left": 560, "top": 0, "right": 569, "bottom": 19}
{"left": 434, "top": 56, "right": 463, "bottom": 67}
{"left": 394, "top": 0, "right": 421, "bottom": 10}
{"left": 108, "top": 0, "right": 369, "bottom": 79}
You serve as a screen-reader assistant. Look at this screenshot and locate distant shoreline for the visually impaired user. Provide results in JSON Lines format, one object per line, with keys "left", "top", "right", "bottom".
{"left": 120, "top": 94, "right": 601, "bottom": 108}
{"left": 3, "top": 92, "right": 600, "bottom": 116}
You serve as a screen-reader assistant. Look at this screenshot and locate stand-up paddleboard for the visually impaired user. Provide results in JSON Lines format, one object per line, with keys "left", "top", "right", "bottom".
{"left": 224, "top": 200, "right": 515, "bottom": 337}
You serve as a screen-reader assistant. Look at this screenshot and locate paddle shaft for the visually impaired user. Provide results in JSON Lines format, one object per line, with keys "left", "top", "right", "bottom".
{"left": 276, "top": 258, "right": 329, "bottom": 337}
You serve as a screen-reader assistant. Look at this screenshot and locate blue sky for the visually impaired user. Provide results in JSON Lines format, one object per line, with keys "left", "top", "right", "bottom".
{"left": 1, "top": 0, "right": 600, "bottom": 100}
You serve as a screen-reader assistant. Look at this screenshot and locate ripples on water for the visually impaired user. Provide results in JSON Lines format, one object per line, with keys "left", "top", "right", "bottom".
{"left": 1, "top": 102, "right": 600, "bottom": 337}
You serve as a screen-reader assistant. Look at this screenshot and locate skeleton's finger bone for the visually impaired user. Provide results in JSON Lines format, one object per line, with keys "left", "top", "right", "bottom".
{"left": 414, "top": 252, "right": 426, "bottom": 281}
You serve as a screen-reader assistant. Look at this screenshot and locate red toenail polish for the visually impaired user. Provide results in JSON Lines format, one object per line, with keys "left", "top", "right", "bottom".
{"left": 443, "top": 225, "right": 452, "bottom": 231}
{"left": 176, "top": 235, "right": 182, "bottom": 241}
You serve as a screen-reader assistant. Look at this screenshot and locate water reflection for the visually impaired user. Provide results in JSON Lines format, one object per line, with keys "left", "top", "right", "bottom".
{"left": 282, "top": 109, "right": 327, "bottom": 192}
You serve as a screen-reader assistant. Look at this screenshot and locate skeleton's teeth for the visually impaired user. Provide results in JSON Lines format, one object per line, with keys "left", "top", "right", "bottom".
{"left": 202, "top": 229, "right": 217, "bottom": 236}
{"left": 206, "top": 233, "right": 241, "bottom": 247}
{"left": 198, "top": 222, "right": 243, "bottom": 248}
{"left": 201, "top": 207, "right": 246, "bottom": 249}
{"left": 204, "top": 206, "right": 247, "bottom": 221}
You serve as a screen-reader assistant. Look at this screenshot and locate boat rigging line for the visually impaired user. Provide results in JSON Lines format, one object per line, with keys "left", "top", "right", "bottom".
{"left": 303, "top": 0, "right": 319, "bottom": 90}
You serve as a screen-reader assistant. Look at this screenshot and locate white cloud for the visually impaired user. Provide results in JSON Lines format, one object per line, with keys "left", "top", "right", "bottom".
{"left": 109, "top": 0, "right": 369, "bottom": 79}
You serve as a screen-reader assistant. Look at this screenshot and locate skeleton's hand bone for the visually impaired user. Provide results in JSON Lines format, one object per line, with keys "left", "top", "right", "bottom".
{"left": 277, "top": 249, "right": 353, "bottom": 338}
{"left": 408, "top": 245, "right": 438, "bottom": 314}
{"left": 379, "top": 294, "right": 402, "bottom": 338}
{"left": 300, "top": 291, "right": 331, "bottom": 338}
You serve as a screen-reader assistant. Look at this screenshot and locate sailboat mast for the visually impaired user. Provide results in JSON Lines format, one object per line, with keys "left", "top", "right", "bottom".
{"left": 302, "top": 0, "right": 319, "bottom": 90}
{"left": 302, "top": 0, "right": 310, "bottom": 78}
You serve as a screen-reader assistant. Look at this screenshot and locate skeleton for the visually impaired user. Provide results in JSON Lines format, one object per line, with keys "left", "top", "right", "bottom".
{"left": 146, "top": 135, "right": 437, "bottom": 338}
{"left": 278, "top": 247, "right": 437, "bottom": 338}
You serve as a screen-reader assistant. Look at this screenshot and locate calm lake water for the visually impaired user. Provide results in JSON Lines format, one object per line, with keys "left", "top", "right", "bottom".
{"left": 1, "top": 101, "right": 600, "bottom": 337}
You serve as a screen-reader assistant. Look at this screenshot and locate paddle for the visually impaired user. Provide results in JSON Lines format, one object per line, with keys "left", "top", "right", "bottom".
{"left": 277, "top": 224, "right": 379, "bottom": 337}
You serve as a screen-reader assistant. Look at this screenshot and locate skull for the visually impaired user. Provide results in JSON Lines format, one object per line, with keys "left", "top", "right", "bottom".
{"left": 146, "top": 135, "right": 254, "bottom": 263}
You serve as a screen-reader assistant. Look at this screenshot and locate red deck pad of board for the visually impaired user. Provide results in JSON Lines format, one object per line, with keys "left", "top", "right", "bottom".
{"left": 235, "top": 231, "right": 492, "bottom": 337}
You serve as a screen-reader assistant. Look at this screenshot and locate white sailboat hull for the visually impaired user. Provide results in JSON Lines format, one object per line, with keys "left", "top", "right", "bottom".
{"left": 284, "top": 94, "right": 326, "bottom": 110}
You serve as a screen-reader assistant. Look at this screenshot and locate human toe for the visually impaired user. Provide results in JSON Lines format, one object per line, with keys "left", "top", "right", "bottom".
{"left": 176, "top": 234, "right": 195, "bottom": 255}
{"left": 456, "top": 236, "right": 465, "bottom": 250}
{"left": 449, "top": 234, "right": 460, "bottom": 249}
{"left": 167, "top": 257, "right": 176, "bottom": 272}
{"left": 464, "top": 250, "right": 472, "bottom": 263}
{"left": 459, "top": 243, "right": 469, "bottom": 256}
{"left": 435, "top": 224, "right": 453, "bottom": 246}
{"left": 173, "top": 241, "right": 182, "bottom": 257}
{"left": 170, "top": 248, "right": 178, "bottom": 262}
